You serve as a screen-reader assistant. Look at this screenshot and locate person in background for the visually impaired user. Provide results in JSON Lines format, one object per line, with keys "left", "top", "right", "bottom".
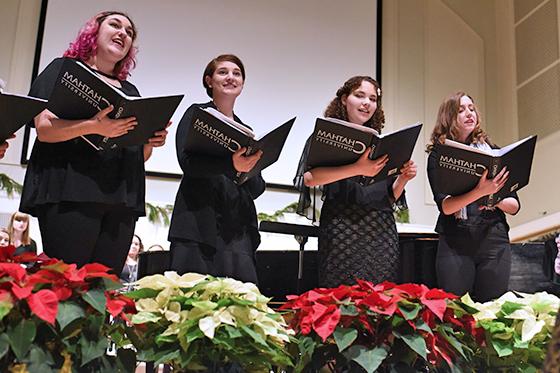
{"left": 146, "top": 244, "right": 165, "bottom": 252}
{"left": 168, "top": 54, "right": 264, "bottom": 284}
{"left": 0, "top": 228, "right": 10, "bottom": 248}
{"left": 0, "top": 140, "right": 10, "bottom": 159}
{"left": 294, "top": 76, "right": 416, "bottom": 287}
{"left": 426, "top": 92, "right": 520, "bottom": 302}
{"left": 20, "top": 11, "right": 167, "bottom": 274}
{"left": 120, "top": 234, "right": 143, "bottom": 287}
{"left": 8, "top": 212, "right": 37, "bottom": 255}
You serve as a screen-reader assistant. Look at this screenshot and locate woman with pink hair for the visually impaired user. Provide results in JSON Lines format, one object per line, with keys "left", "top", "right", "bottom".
{"left": 21, "top": 11, "right": 168, "bottom": 274}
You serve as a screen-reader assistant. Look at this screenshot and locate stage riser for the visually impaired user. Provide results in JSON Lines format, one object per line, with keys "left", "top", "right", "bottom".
{"left": 137, "top": 242, "right": 555, "bottom": 301}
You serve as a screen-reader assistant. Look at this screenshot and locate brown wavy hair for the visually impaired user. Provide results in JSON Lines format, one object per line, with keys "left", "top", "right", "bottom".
{"left": 427, "top": 91, "right": 493, "bottom": 151}
{"left": 324, "top": 76, "right": 385, "bottom": 132}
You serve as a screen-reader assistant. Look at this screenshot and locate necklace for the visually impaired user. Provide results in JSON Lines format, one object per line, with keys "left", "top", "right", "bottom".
{"left": 91, "top": 68, "right": 119, "bottom": 80}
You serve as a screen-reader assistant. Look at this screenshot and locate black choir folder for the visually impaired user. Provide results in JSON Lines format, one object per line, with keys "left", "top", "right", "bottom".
{"left": 48, "top": 59, "right": 183, "bottom": 150}
{"left": 0, "top": 91, "right": 47, "bottom": 141}
{"left": 434, "top": 135, "right": 537, "bottom": 206}
{"left": 306, "top": 118, "right": 423, "bottom": 185}
{"left": 185, "top": 106, "right": 295, "bottom": 185}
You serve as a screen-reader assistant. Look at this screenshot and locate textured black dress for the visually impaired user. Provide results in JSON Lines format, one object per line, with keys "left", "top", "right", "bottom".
{"left": 295, "top": 137, "right": 405, "bottom": 288}
{"left": 168, "top": 102, "right": 265, "bottom": 283}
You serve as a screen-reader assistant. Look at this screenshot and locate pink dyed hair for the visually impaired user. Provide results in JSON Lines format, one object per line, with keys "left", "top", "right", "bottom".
{"left": 63, "top": 11, "right": 138, "bottom": 80}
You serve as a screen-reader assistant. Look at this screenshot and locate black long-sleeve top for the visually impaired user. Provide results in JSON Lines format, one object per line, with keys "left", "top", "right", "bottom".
{"left": 20, "top": 57, "right": 146, "bottom": 217}
{"left": 168, "top": 102, "right": 265, "bottom": 249}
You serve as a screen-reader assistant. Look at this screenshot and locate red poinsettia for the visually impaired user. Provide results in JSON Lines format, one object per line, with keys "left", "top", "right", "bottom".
{"left": 0, "top": 246, "right": 134, "bottom": 324}
{"left": 282, "top": 279, "right": 481, "bottom": 372}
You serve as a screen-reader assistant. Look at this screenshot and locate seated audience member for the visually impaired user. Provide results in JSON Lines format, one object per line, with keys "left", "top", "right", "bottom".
{"left": 120, "top": 234, "right": 143, "bottom": 287}
{"left": 0, "top": 228, "right": 10, "bottom": 247}
{"left": 8, "top": 212, "right": 37, "bottom": 255}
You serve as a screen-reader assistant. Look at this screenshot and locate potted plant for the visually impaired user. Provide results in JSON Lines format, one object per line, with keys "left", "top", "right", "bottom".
{"left": 127, "top": 271, "right": 294, "bottom": 372}
{"left": 462, "top": 291, "right": 560, "bottom": 372}
{"left": 281, "top": 280, "right": 482, "bottom": 373}
{"left": 0, "top": 245, "right": 136, "bottom": 372}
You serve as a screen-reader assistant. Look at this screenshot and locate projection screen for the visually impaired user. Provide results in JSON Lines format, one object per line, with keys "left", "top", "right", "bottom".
{"left": 25, "top": 0, "right": 379, "bottom": 185}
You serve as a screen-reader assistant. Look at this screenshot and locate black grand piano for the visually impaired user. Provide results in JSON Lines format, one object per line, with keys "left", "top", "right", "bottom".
{"left": 256, "top": 220, "right": 439, "bottom": 301}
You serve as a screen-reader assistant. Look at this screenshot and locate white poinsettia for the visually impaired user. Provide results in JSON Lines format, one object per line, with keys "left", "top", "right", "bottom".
{"left": 462, "top": 289, "right": 560, "bottom": 368}
{"left": 128, "top": 272, "right": 295, "bottom": 371}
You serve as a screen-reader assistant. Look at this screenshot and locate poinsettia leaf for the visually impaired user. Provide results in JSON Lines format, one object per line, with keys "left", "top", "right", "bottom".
{"left": 82, "top": 289, "right": 107, "bottom": 314}
{"left": 102, "top": 277, "right": 124, "bottom": 291}
{"left": 57, "top": 301, "right": 86, "bottom": 330}
{"left": 224, "top": 324, "right": 243, "bottom": 339}
{"left": 80, "top": 337, "right": 108, "bottom": 366}
{"left": 398, "top": 303, "right": 421, "bottom": 321}
{"left": 131, "top": 311, "right": 161, "bottom": 324}
{"left": 27, "top": 289, "right": 58, "bottom": 324}
{"left": 344, "top": 345, "right": 388, "bottom": 373}
{"left": 415, "top": 318, "right": 432, "bottom": 334}
{"left": 0, "top": 333, "right": 9, "bottom": 359}
{"left": 491, "top": 338, "right": 513, "bottom": 357}
{"left": 393, "top": 331, "right": 427, "bottom": 360}
{"left": 333, "top": 327, "right": 358, "bottom": 352}
{"left": 513, "top": 334, "right": 529, "bottom": 349}
{"left": 501, "top": 301, "right": 524, "bottom": 315}
{"left": 26, "top": 345, "right": 55, "bottom": 372}
{"left": 240, "top": 325, "right": 268, "bottom": 347}
{"left": 421, "top": 298, "right": 447, "bottom": 320}
{"left": 340, "top": 304, "right": 359, "bottom": 316}
{"left": 154, "top": 349, "right": 181, "bottom": 366}
{"left": 438, "top": 326, "right": 467, "bottom": 358}
{"left": 0, "top": 291, "right": 13, "bottom": 321}
{"left": 11, "top": 282, "right": 34, "bottom": 300}
{"left": 125, "top": 287, "right": 161, "bottom": 299}
{"left": 7, "top": 318, "right": 36, "bottom": 361}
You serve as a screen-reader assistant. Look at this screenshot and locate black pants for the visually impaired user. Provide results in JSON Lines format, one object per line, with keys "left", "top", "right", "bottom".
{"left": 38, "top": 202, "right": 136, "bottom": 276}
{"left": 436, "top": 223, "right": 511, "bottom": 302}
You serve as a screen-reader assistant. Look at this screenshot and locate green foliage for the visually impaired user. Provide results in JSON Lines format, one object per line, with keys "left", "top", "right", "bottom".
{"left": 0, "top": 173, "right": 22, "bottom": 198}
{"left": 257, "top": 202, "right": 299, "bottom": 222}
{"left": 145, "top": 202, "right": 174, "bottom": 226}
{"left": 394, "top": 206, "right": 410, "bottom": 223}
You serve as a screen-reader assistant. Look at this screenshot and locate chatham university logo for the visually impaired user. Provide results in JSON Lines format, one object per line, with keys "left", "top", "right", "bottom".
{"left": 61, "top": 71, "right": 111, "bottom": 111}
{"left": 193, "top": 118, "right": 241, "bottom": 152}
{"left": 315, "top": 129, "right": 367, "bottom": 154}
{"left": 438, "top": 155, "right": 487, "bottom": 176}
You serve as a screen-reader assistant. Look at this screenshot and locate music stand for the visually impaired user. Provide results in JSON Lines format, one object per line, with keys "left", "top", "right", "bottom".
{"left": 259, "top": 221, "right": 319, "bottom": 293}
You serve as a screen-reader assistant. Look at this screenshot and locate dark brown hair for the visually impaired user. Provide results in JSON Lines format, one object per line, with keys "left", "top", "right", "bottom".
{"left": 324, "top": 76, "right": 385, "bottom": 132}
{"left": 202, "top": 54, "right": 246, "bottom": 98}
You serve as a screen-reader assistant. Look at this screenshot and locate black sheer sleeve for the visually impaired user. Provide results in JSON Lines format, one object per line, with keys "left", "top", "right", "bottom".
{"left": 386, "top": 175, "right": 408, "bottom": 210}
{"left": 293, "top": 136, "right": 318, "bottom": 221}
